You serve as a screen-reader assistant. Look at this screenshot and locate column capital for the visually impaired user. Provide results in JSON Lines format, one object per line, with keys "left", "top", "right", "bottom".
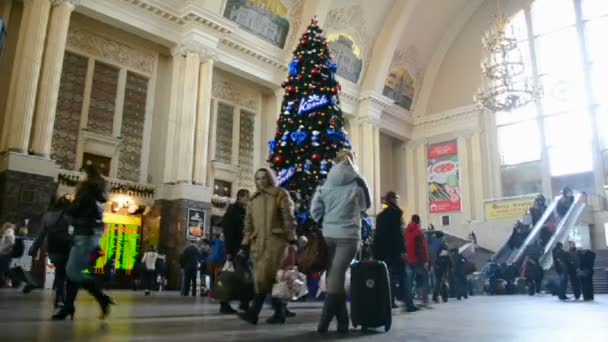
{"left": 50, "top": 0, "right": 80, "bottom": 8}
{"left": 171, "top": 42, "right": 216, "bottom": 62}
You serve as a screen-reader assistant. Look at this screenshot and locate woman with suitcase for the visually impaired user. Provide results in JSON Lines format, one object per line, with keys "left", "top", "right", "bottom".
{"left": 311, "top": 150, "right": 371, "bottom": 333}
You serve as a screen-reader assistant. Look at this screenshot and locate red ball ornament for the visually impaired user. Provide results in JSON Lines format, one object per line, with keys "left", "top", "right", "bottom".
{"left": 332, "top": 87, "right": 339, "bottom": 94}
{"left": 312, "top": 154, "right": 322, "bottom": 162}
{"left": 300, "top": 39, "right": 308, "bottom": 46}
{"left": 274, "top": 156, "right": 284, "bottom": 164}
{"left": 312, "top": 69, "right": 320, "bottom": 76}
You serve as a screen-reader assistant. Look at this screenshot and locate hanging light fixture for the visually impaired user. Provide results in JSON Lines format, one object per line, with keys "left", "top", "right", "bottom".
{"left": 476, "top": 1, "right": 541, "bottom": 112}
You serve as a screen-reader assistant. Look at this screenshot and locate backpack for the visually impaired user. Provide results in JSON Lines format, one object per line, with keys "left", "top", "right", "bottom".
{"left": 11, "top": 238, "right": 24, "bottom": 258}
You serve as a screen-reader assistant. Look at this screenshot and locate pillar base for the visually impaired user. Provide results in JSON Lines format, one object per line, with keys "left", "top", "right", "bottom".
{"left": 155, "top": 184, "right": 212, "bottom": 290}
{"left": 0, "top": 152, "right": 59, "bottom": 224}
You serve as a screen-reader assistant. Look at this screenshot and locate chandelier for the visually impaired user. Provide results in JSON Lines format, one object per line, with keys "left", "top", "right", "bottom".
{"left": 476, "top": 11, "right": 541, "bottom": 113}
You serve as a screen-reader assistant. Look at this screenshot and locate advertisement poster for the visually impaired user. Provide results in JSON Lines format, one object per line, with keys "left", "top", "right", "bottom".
{"left": 484, "top": 197, "right": 535, "bottom": 221}
{"left": 427, "top": 140, "right": 461, "bottom": 214}
{"left": 187, "top": 208, "right": 206, "bottom": 241}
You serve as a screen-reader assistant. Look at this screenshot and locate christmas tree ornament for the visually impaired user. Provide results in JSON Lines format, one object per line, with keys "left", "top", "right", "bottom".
{"left": 274, "top": 155, "right": 284, "bottom": 165}
{"left": 311, "top": 130, "right": 320, "bottom": 147}
{"left": 311, "top": 153, "right": 322, "bottom": 163}
{"left": 277, "top": 167, "right": 296, "bottom": 186}
{"left": 320, "top": 160, "right": 328, "bottom": 175}
{"left": 268, "top": 140, "right": 277, "bottom": 153}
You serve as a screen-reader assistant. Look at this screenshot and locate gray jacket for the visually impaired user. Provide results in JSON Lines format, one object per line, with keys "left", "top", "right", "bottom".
{"left": 310, "top": 162, "right": 371, "bottom": 240}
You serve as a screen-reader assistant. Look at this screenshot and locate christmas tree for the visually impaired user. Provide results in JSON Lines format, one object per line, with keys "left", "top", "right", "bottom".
{"left": 268, "top": 17, "right": 351, "bottom": 230}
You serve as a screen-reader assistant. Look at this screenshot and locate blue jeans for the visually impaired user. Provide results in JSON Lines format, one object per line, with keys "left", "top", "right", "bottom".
{"left": 407, "top": 264, "right": 429, "bottom": 304}
{"left": 66, "top": 235, "right": 99, "bottom": 284}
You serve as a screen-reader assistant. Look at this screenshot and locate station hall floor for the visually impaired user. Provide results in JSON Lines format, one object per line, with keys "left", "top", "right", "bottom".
{"left": 0, "top": 290, "right": 606, "bottom": 341}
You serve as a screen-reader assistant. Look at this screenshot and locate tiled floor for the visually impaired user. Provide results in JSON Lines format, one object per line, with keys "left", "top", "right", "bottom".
{"left": 0, "top": 290, "right": 606, "bottom": 341}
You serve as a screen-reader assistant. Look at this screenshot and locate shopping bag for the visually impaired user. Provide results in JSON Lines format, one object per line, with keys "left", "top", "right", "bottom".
{"left": 222, "top": 261, "right": 234, "bottom": 272}
{"left": 272, "top": 268, "right": 308, "bottom": 301}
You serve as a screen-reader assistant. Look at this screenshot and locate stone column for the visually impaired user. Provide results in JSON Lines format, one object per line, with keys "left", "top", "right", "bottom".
{"left": 193, "top": 58, "right": 213, "bottom": 185}
{"left": 30, "top": 0, "right": 78, "bottom": 158}
{"left": 470, "top": 132, "right": 486, "bottom": 220}
{"left": 163, "top": 53, "right": 185, "bottom": 183}
{"left": 415, "top": 142, "right": 428, "bottom": 224}
{"left": 1, "top": 0, "right": 51, "bottom": 153}
{"left": 175, "top": 51, "right": 200, "bottom": 183}
{"left": 458, "top": 136, "right": 472, "bottom": 221}
{"left": 359, "top": 120, "right": 381, "bottom": 215}
{"left": 404, "top": 142, "right": 416, "bottom": 217}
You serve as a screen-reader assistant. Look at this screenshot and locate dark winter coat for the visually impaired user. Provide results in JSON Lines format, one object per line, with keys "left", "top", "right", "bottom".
{"left": 180, "top": 245, "right": 200, "bottom": 270}
{"left": 552, "top": 246, "right": 568, "bottom": 274}
{"left": 30, "top": 209, "right": 71, "bottom": 256}
{"left": 69, "top": 181, "right": 107, "bottom": 235}
{"left": 221, "top": 203, "right": 247, "bottom": 257}
{"left": 556, "top": 196, "right": 574, "bottom": 217}
{"left": 577, "top": 249, "right": 596, "bottom": 276}
{"left": 372, "top": 205, "right": 405, "bottom": 266}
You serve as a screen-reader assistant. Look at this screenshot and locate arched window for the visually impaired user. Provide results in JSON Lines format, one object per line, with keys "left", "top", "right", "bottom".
{"left": 496, "top": 0, "right": 608, "bottom": 188}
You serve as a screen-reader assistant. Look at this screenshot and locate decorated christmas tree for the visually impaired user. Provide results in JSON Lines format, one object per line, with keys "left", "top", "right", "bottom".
{"left": 268, "top": 17, "right": 351, "bottom": 230}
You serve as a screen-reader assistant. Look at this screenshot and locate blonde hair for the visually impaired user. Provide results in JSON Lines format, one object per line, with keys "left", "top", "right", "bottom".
{"left": 334, "top": 150, "right": 357, "bottom": 166}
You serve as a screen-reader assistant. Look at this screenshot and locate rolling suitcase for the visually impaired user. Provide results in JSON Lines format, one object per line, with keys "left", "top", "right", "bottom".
{"left": 350, "top": 260, "right": 392, "bottom": 332}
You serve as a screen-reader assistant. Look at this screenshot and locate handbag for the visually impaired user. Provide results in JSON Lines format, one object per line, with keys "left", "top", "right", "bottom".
{"left": 298, "top": 228, "right": 329, "bottom": 274}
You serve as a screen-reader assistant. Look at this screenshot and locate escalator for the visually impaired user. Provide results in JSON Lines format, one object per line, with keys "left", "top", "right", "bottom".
{"left": 509, "top": 193, "right": 586, "bottom": 267}
{"left": 538, "top": 193, "right": 587, "bottom": 270}
{"left": 491, "top": 196, "right": 561, "bottom": 265}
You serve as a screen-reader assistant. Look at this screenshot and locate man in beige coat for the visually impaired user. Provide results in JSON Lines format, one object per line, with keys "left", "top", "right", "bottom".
{"left": 238, "top": 168, "right": 297, "bottom": 325}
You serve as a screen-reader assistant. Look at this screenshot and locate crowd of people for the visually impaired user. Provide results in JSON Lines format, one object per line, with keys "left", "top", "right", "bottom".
{"left": 0, "top": 152, "right": 599, "bottom": 334}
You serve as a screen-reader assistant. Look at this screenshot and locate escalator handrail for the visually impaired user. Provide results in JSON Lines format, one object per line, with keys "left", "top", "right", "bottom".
{"left": 508, "top": 195, "right": 562, "bottom": 265}
{"left": 539, "top": 193, "right": 586, "bottom": 270}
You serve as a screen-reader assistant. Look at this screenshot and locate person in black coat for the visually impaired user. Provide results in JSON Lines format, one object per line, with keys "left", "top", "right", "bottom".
{"left": 180, "top": 243, "right": 200, "bottom": 296}
{"left": 449, "top": 248, "right": 468, "bottom": 300}
{"left": 566, "top": 241, "right": 581, "bottom": 300}
{"left": 552, "top": 242, "right": 570, "bottom": 300}
{"left": 433, "top": 247, "right": 451, "bottom": 303}
{"left": 577, "top": 249, "right": 596, "bottom": 301}
{"left": 373, "top": 191, "right": 417, "bottom": 312}
{"left": 218, "top": 189, "right": 250, "bottom": 314}
{"left": 53, "top": 164, "right": 113, "bottom": 320}
{"left": 29, "top": 196, "right": 72, "bottom": 308}
{"left": 556, "top": 187, "right": 574, "bottom": 218}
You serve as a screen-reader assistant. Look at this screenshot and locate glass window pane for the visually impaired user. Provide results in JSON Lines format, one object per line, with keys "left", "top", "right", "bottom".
{"left": 507, "top": 10, "right": 529, "bottom": 42}
{"left": 597, "top": 107, "right": 608, "bottom": 149}
{"left": 590, "top": 63, "right": 608, "bottom": 105}
{"left": 497, "top": 121, "right": 542, "bottom": 165}
{"left": 532, "top": 0, "right": 576, "bottom": 35}
{"left": 538, "top": 74, "right": 587, "bottom": 115}
{"left": 548, "top": 144, "right": 594, "bottom": 176}
{"left": 586, "top": 17, "right": 608, "bottom": 64}
{"left": 582, "top": 0, "right": 608, "bottom": 20}
{"left": 535, "top": 28, "right": 581, "bottom": 75}
{"left": 496, "top": 102, "right": 537, "bottom": 125}
{"left": 544, "top": 112, "right": 592, "bottom": 147}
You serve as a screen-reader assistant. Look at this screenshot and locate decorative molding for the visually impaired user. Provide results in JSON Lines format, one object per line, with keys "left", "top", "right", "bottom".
{"left": 212, "top": 69, "right": 262, "bottom": 112}
{"left": 283, "top": 0, "right": 305, "bottom": 52}
{"left": 413, "top": 105, "right": 482, "bottom": 139}
{"left": 66, "top": 28, "right": 156, "bottom": 76}
{"left": 119, "top": 0, "right": 186, "bottom": 25}
{"left": 325, "top": 4, "right": 372, "bottom": 79}
{"left": 51, "top": 0, "right": 80, "bottom": 7}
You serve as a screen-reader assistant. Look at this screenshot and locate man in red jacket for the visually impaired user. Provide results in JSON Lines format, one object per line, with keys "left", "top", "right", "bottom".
{"left": 405, "top": 214, "right": 430, "bottom": 306}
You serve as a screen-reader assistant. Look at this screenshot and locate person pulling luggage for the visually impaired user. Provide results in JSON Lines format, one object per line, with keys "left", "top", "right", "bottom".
{"left": 311, "top": 150, "right": 371, "bottom": 333}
